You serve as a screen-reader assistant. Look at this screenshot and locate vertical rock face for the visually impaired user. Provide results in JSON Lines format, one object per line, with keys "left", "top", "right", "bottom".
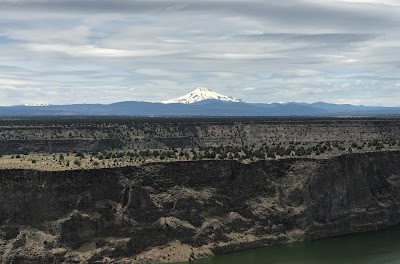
{"left": 57, "top": 210, "right": 98, "bottom": 249}
{"left": 0, "top": 225, "right": 19, "bottom": 240}
{"left": 120, "top": 180, "right": 154, "bottom": 210}
{"left": 120, "top": 179, "right": 160, "bottom": 223}
{"left": 1, "top": 152, "right": 400, "bottom": 263}
{"left": 303, "top": 153, "right": 400, "bottom": 239}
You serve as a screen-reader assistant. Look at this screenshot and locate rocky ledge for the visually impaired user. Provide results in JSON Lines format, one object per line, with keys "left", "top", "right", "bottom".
{"left": 1, "top": 151, "right": 400, "bottom": 263}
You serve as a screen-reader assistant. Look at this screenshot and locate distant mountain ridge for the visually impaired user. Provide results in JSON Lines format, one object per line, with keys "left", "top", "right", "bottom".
{"left": 1, "top": 87, "right": 400, "bottom": 117}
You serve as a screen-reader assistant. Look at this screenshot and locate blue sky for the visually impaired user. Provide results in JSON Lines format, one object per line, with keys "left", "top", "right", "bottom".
{"left": 0, "top": 0, "right": 400, "bottom": 106}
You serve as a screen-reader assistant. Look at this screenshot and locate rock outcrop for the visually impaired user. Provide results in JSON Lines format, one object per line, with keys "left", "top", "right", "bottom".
{"left": 1, "top": 151, "right": 400, "bottom": 263}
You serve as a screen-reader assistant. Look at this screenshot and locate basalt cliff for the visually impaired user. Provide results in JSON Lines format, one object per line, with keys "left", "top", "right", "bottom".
{"left": 1, "top": 151, "right": 400, "bottom": 263}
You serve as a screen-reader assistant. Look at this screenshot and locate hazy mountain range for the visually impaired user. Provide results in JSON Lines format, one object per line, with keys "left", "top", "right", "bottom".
{"left": 1, "top": 87, "right": 400, "bottom": 117}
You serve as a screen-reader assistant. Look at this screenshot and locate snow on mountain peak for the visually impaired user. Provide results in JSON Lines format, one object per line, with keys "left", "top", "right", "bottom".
{"left": 163, "top": 86, "right": 243, "bottom": 104}
{"left": 23, "top": 103, "right": 50, "bottom": 107}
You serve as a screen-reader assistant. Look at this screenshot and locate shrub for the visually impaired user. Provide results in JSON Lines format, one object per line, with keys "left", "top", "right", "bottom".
{"left": 75, "top": 151, "right": 85, "bottom": 158}
{"left": 375, "top": 143, "right": 384, "bottom": 151}
{"left": 267, "top": 151, "right": 276, "bottom": 159}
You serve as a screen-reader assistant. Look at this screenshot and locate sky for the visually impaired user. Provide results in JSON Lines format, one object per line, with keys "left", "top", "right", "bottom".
{"left": 0, "top": 0, "right": 400, "bottom": 106}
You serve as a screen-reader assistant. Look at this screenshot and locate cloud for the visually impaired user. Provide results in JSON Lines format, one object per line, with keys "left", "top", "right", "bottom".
{"left": 26, "top": 43, "right": 183, "bottom": 57}
{"left": 194, "top": 53, "right": 288, "bottom": 60}
{"left": 135, "top": 68, "right": 187, "bottom": 79}
{"left": 3, "top": 0, "right": 398, "bottom": 31}
{"left": 0, "top": 0, "right": 399, "bottom": 106}
{"left": 335, "top": 0, "right": 400, "bottom": 6}
{"left": 242, "top": 87, "right": 256, "bottom": 91}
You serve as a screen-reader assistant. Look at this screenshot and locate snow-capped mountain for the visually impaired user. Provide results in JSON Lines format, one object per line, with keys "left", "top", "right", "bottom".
{"left": 23, "top": 103, "right": 50, "bottom": 107}
{"left": 163, "top": 87, "right": 243, "bottom": 104}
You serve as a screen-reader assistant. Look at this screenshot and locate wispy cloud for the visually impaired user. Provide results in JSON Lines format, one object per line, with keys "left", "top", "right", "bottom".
{"left": 0, "top": 0, "right": 399, "bottom": 105}
{"left": 26, "top": 43, "right": 183, "bottom": 57}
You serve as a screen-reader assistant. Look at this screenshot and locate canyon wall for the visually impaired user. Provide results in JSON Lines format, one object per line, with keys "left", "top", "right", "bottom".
{"left": 1, "top": 118, "right": 400, "bottom": 154}
{"left": 1, "top": 151, "right": 400, "bottom": 263}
